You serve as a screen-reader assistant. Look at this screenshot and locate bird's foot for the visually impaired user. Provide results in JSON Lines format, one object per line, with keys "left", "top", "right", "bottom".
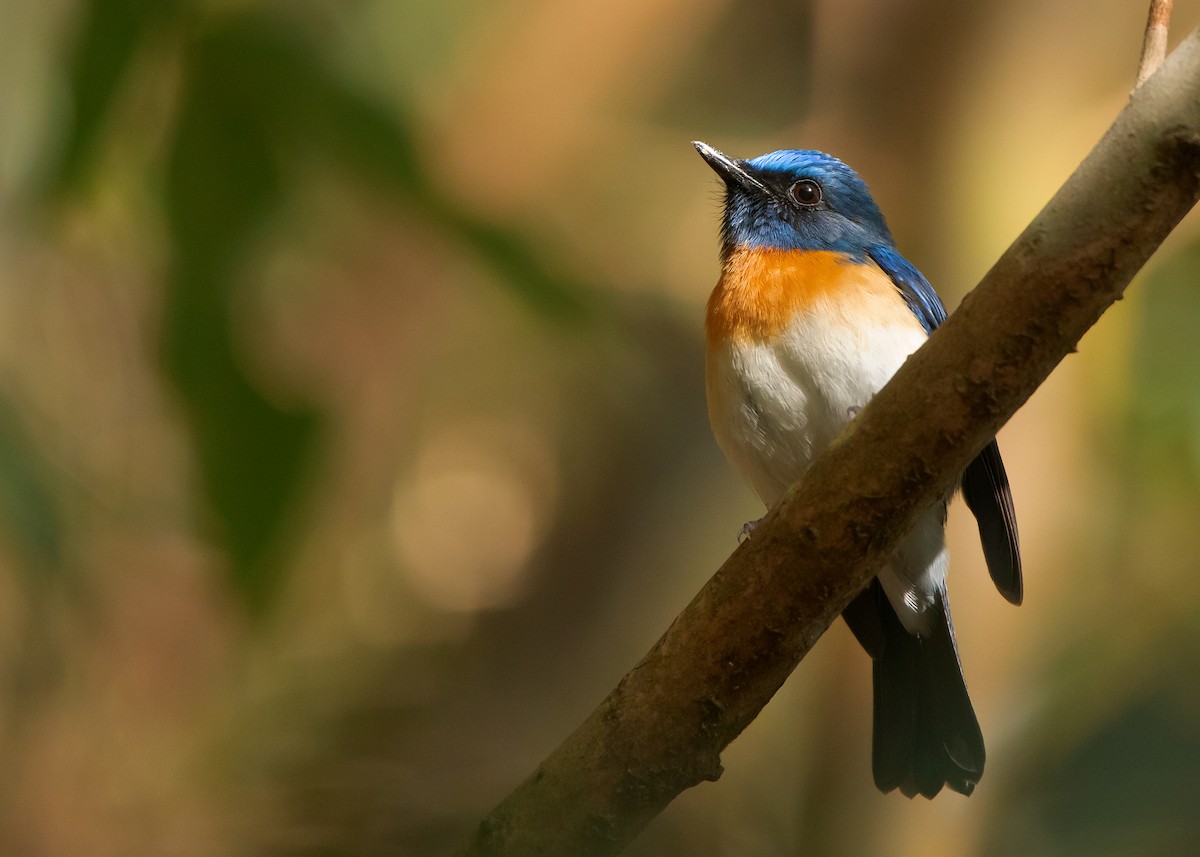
{"left": 737, "top": 517, "right": 763, "bottom": 543}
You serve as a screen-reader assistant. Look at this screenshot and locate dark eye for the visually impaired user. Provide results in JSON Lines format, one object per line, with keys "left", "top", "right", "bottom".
{"left": 789, "top": 179, "right": 822, "bottom": 208}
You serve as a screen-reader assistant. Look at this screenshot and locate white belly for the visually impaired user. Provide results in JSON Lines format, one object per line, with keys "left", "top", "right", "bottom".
{"left": 707, "top": 313, "right": 948, "bottom": 635}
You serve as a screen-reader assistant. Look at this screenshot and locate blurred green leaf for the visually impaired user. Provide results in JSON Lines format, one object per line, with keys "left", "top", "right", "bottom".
{"left": 50, "top": 0, "right": 185, "bottom": 192}
{"left": 260, "top": 22, "right": 592, "bottom": 322}
{"left": 50, "top": 7, "right": 596, "bottom": 611}
{"left": 161, "top": 17, "right": 325, "bottom": 613}
{"left": 0, "top": 401, "right": 61, "bottom": 572}
{"left": 160, "top": 273, "right": 320, "bottom": 615}
{"left": 286, "top": 58, "right": 429, "bottom": 197}
{"left": 425, "top": 203, "right": 592, "bottom": 323}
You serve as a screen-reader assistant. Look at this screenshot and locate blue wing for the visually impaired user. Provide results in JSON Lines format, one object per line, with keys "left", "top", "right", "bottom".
{"left": 867, "top": 245, "right": 947, "bottom": 332}
{"left": 867, "top": 245, "right": 1023, "bottom": 604}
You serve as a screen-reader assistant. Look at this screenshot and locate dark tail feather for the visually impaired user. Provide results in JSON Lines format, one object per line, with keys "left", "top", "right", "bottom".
{"left": 962, "top": 440, "right": 1023, "bottom": 604}
{"left": 843, "top": 580, "right": 985, "bottom": 798}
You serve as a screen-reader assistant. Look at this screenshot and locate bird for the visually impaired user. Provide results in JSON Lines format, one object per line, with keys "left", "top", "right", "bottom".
{"left": 694, "top": 141, "right": 1021, "bottom": 799}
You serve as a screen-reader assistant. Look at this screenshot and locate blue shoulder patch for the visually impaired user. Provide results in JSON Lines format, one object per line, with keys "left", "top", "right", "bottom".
{"left": 867, "top": 245, "right": 947, "bottom": 334}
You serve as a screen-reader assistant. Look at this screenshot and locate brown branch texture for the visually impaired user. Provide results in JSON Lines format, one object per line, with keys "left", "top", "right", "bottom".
{"left": 461, "top": 26, "right": 1200, "bottom": 857}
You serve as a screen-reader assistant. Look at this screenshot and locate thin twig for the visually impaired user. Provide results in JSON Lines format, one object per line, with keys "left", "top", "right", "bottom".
{"left": 1136, "top": 0, "right": 1173, "bottom": 87}
{"left": 460, "top": 25, "right": 1200, "bottom": 857}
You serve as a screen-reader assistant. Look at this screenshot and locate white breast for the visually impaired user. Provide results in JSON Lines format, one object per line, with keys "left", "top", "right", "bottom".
{"left": 707, "top": 310, "right": 927, "bottom": 507}
{"left": 706, "top": 308, "right": 948, "bottom": 635}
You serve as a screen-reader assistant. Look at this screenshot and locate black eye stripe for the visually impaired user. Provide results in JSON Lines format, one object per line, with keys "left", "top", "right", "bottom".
{"left": 788, "top": 179, "right": 823, "bottom": 208}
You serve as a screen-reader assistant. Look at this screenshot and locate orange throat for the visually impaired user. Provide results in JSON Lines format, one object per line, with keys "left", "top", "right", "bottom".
{"left": 706, "top": 247, "right": 860, "bottom": 344}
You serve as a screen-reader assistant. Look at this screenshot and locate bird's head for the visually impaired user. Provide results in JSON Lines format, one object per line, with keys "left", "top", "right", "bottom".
{"left": 694, "top": 142, "right": 893, "bottom": 259}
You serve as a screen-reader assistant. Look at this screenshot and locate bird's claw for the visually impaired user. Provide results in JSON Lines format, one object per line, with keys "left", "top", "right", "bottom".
{"left": 737, "top": 518, "right": 763, "bottom": 543}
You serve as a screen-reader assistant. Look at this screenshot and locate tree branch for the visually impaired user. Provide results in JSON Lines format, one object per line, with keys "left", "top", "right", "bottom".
{"left": 1136, "top": 0, "right": 1174, "bottom": 87}
{"left": 461, "top": 27, "right": 1200, "bottom": 857}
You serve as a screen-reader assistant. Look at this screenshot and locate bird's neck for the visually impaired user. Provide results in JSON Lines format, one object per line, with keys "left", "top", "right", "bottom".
{"left": 706, "top": 247, "right": 854, "bottom": 344}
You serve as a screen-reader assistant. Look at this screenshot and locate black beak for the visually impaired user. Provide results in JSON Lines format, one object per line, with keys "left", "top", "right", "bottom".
{"left": 693, "top": 141, "right": 771, "bottom": 196}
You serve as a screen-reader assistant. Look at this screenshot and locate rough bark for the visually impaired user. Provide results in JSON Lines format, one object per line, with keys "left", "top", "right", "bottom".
{"left": 460, "top": 27, "right": 1200, "bottom": 857}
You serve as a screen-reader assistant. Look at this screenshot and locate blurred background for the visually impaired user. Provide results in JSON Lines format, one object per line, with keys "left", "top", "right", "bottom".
{"left": 1, "top": 0, "right": 1199, "bottom": 855}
